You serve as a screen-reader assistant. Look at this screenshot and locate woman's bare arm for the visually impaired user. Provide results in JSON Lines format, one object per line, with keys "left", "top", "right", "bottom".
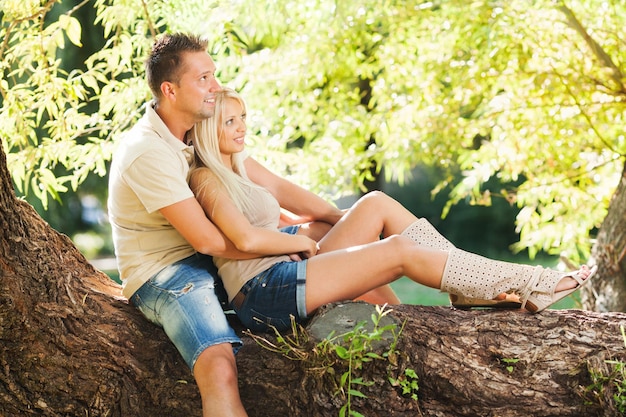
{"left": 190, "top": 168, "right": 318, "bottom": 259}
{"left": 244, "top": 157, "right": 344, "bottom": 226}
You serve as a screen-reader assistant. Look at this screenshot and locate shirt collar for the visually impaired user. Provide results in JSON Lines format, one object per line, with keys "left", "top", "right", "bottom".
{"left": 144, "top": 101, "right": 195, "bottom": 163}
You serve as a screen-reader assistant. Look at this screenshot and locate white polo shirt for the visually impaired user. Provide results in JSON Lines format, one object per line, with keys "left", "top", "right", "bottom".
{"left": 108, "top": 101, "right": 196, "bottom": 299}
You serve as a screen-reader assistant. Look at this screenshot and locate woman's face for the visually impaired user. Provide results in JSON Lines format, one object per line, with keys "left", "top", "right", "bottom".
{"left": 218, "top": 97, "right": 246, "bottom": 159}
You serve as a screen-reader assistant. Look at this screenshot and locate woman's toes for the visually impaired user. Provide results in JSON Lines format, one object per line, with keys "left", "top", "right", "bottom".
{"left": 555, "top": 265, "right": 596, "bottom": 293}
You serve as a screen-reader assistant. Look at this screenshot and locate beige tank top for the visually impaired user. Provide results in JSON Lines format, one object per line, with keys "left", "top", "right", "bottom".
{"left": 213, "top": 182, "right": 291, "bottom": 301}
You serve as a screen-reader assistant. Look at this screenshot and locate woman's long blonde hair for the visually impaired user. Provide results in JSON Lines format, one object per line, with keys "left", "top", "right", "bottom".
{"left": 189, "top": 87, "right": 262, "bottom": 214}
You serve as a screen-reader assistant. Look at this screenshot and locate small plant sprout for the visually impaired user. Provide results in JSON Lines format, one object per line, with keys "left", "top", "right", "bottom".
{"left": 500, "top": 358, "right": 520, "bottom": 374}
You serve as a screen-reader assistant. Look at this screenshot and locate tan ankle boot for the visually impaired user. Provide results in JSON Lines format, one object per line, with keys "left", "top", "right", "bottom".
{"left": 441, "top": 248, "right": 596, "bottom": 312}
{"left": 402, "top": 219, "right": 521, "bottom": 309}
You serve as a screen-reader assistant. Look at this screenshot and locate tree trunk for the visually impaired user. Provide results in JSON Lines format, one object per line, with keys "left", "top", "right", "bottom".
{"left": 1, "top": 141, "right": 625, "bottom": 417}
{"left": 581, "top": 162, "right": 626, "bottom": 312}
{"left": 0, "top": 145, "right": 202, "bottom": 416}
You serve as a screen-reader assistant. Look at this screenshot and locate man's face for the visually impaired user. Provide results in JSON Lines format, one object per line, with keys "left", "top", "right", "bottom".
{"left": 172, "top": 51, "right": 221, "bottom": 122}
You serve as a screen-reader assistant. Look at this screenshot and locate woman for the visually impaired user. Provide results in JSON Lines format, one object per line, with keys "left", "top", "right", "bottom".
{"left": 188, "top": 88, "right": 596, "bottom": 332}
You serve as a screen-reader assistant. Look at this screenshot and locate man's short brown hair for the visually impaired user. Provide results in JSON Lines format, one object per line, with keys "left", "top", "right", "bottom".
{"left": 145, "top": 33, "right": 209, "bottom": 100}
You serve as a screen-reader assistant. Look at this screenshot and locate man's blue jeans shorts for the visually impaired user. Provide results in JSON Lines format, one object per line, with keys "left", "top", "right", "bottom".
{"left": 130, "top": 253, "right": 241, "bottom": 371}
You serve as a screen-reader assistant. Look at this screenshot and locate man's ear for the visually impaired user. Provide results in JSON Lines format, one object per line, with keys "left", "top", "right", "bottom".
{"left": 160, "top": 81, "right": 175, "bottom": 100}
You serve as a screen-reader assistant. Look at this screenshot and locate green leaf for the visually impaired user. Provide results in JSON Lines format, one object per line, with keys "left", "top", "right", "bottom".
{"left": 348, "top": 389, "right": 367, "bottom": 399}
{"left": 335, "top": 345, "right": 349, "bottom": 360}
{"left": 340, "top": 371, "right": 350, "bottom": 387}
{"left": 59, "top": 15, "right": 83, "bottom": 47}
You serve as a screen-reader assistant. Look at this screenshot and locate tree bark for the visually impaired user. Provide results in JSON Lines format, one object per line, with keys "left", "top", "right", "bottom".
{"left": 1, "top": 141, "right": 625, "bottom": 417}
{"left": 581, "top": 162, "right": 626, "bottom": 312}
{"left": 247, "top": 302, "right": 625, "bottom": 417}
{"left": 0, "top": 147, "right": 202, "bottom": 416}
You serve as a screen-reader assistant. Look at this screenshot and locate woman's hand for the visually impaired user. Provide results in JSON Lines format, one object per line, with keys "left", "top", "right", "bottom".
{"left": 288, "top": 235, "right": 318, "bottom": 261}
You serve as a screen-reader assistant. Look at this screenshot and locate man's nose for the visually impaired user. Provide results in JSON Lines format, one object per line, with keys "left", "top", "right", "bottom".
{"left": 209, "top": 77, "right": 221, "bottom": 92}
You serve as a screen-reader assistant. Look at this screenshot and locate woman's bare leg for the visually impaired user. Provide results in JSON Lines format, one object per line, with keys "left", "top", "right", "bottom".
{"left": 354, "top": 285, "right": 401, "bottom": 304}
{"left": 296, "top": 221, "right": 332, "bottom": 242}
{"left": 303, "top": 235, "right": 593, "bottom": 315}
{"left": 317, "top": 192, "right": 518, "bottom": 307}
{"left": 317, "top": 191, "right": 417, "bottom": 253}
{"left": 313, "top": 191, "right": 415, "bottom": 304}
{"left": 298, "top": 215, "right": 402, "bottom": 304}
{"left": 304, "top": 236, "right": 445, "bottom": 314}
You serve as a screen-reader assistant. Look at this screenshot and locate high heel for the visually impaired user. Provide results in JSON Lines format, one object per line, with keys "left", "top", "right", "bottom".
{"left": 521, "top": 265, "right": 597, "bottom": 312}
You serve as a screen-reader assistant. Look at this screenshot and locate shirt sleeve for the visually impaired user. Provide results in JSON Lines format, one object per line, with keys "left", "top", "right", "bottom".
{"left": 123, "top": 147, "right": 194, "bottom": 214}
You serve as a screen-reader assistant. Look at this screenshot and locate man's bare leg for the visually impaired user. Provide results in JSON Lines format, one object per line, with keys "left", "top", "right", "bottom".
{"left": 194, "top": 343, "right": 247, "bottom": 417}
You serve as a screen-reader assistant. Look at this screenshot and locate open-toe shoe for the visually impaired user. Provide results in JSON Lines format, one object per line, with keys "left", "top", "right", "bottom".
{"left": 521, "top": 265, "right": 597, "bottom": 313}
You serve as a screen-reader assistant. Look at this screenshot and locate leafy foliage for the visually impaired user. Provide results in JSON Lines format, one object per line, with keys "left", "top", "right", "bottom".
{"left": 1, "top": 0, "right": 624, "bottom": 260}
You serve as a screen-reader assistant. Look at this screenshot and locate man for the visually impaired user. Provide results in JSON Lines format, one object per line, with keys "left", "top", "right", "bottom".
{"left": 108, "top": 32, "right": 354, "bottom": 416}
{"left": 108, "top": 33, "right": 249, "bottom": 416}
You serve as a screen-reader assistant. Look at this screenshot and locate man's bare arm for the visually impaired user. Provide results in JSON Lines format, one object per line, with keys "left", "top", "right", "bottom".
{"left": 159, "top": 197, "right": 259, "bottom": 260}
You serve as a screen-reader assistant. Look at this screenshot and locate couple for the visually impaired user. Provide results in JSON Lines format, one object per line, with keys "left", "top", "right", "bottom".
{"left": 108, "top": 33, "right": 595, "bottom": 417}
{"left": 188, "top": 86, "right": 595, "bottom": 331}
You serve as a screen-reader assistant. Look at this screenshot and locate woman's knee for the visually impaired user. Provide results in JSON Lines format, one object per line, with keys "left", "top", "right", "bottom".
{"left": 386, "top": 234, "right": 411, "bottom": 249}
{"left": 386, "top": 234, "right": 428, "bottom": 265}
{"left": 354, "top": 190, "right": 389, "bottom": 212}
{"left": 363, "top": 190, "right": 387, "bottom": 203}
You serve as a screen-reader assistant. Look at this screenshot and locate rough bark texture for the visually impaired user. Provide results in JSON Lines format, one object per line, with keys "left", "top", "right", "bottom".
{"left": 237, "top": 303, "right": 626, "bottom": 417}
{"left": 0, "top": 142, "right": 202, "bottom": 416}
{"left": 1, "top": 141, "right": 625, "bottom": 416}
{"left": 581, "top": 163, "right": 626, "bottom": 313}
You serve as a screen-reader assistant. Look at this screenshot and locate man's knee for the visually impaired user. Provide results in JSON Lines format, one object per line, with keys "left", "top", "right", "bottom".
{"left": 194, "top": 343, "right": 238, "bottom": 384}
{"left": 193, "top": 343, "right": 246, "bottom": 415}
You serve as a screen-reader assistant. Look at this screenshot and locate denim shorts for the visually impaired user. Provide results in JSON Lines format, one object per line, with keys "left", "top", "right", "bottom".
{"left": 232, "top": 260, "right": 308, "bottom": 332}
{"left": 279, "top": 224, "right": 300, "bottom": 235}
{"left": 231, "top": 224, "right": 308, "bottom": 332}
{"left": 130, "top": 253, "right": 242, "bottom": 371}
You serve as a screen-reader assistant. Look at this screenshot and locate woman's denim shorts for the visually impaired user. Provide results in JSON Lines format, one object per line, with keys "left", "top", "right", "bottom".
{"left": 130, "top": 253, "right": 242, "bottom": 371}
{"left": 232, "top": 260, "right": 308, "bottom": 332}
{"left": 231, "top": 224, "right": 308, "bottom": 332}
